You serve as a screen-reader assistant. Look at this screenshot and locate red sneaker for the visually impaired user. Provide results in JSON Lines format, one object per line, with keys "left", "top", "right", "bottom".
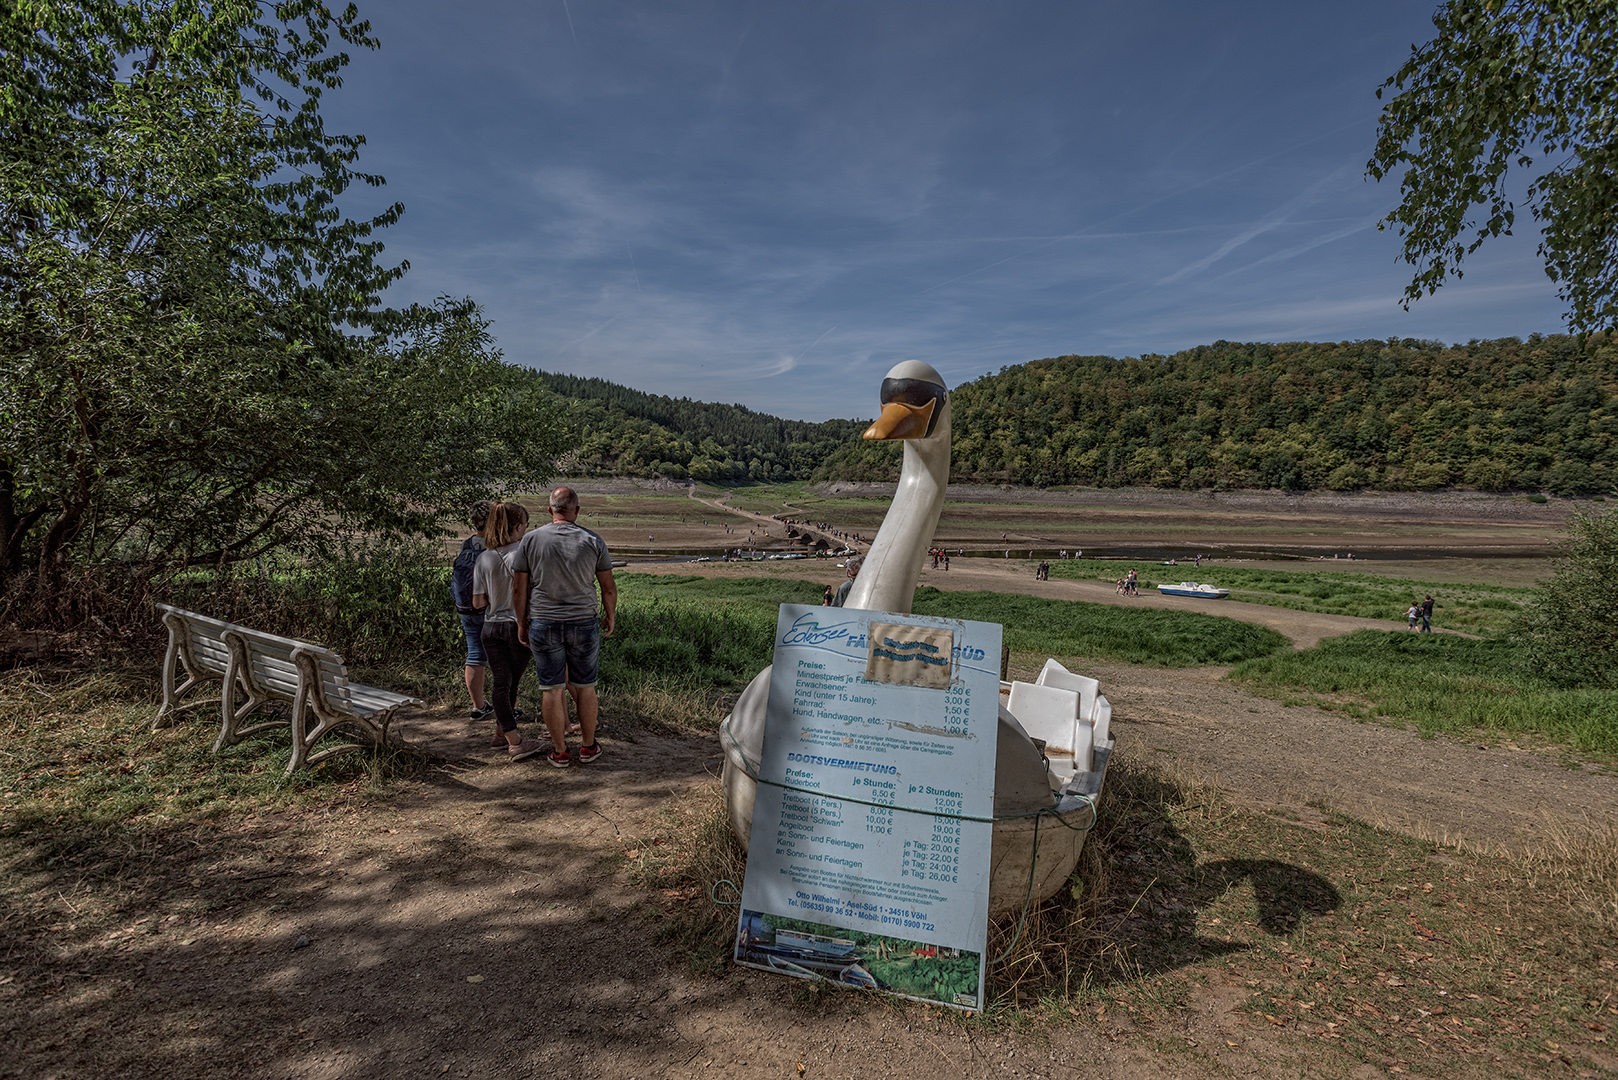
{"left": 546, "top": 750, "right": 572, "bottom": 769}
{"left": 576, "top": 742, "right": 602, "bottom": 764}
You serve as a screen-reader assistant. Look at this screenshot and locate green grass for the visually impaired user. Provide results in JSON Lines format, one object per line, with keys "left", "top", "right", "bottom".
{"left": 0, "top": 666, "right": 410, "bottom": 839}
{"left": 616, "top": 574, "right": 1289, "bottom": 667}
{"left": 1050, "top": 563, "right": 1534, "bottom": 633}
{"left": 1227, "top": 630, "right": 1618, "bottom": 755}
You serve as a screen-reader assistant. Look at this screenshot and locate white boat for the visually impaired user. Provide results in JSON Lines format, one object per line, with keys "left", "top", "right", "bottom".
{"left": 1156, "top": 581, "right": 1229, "bottom": 599}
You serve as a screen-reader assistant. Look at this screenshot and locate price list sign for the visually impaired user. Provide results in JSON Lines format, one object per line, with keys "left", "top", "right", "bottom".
{"left": 735, "top": 604, "right": 1002, "bottom": 1011}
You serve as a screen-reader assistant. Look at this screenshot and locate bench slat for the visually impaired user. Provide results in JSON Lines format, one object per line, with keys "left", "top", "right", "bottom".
{"left": 349, "top": 684, "right": 419, "bottom": 710}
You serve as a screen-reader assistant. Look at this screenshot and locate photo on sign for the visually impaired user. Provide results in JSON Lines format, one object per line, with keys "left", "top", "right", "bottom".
{"left": 735, "top": 909, "right": 983, "bottom": 1010}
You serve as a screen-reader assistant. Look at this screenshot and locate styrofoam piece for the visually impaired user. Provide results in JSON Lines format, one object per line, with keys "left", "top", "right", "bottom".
{"left": 1093, "top": 695, "right": 1111, "bottom": 748}
{"left": 1036, "top": 659, "right": 1099, "bottom": 723}
{"left": 1071, "top": 715, "right": 1094, "bottom": 774}
{"left": 1007, "top": 680, "right": 1079, "bottom": 757}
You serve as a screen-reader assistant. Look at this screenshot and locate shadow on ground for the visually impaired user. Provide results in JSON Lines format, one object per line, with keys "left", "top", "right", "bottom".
{"left": 0, "top": 721, "right": 759, "bottom": 1080}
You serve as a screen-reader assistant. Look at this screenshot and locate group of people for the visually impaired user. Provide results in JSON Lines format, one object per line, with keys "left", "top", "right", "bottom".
{"left": 928, "top": 548, "right": 951, "bottom": 570}
{"left": 1034, "top": 560, "right": 1050, "bottom": 581}
{"left": 1114, "top": 569, "right": 1139, "bottom": 595}
{"left": 1404, "top": 595, "right": 1436, "bottom": 633}
{"left": 455, "top": 487, "right": 616, "bottom": 767}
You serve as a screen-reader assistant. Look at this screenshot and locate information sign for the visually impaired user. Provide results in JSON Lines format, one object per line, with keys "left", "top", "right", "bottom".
{"left": 734, "top": 604, "right": 1003, "bottom": 1011}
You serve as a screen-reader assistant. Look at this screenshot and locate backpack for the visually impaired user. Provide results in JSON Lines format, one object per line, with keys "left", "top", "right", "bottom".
{"left": 451, "top": 535, "right": 485, "bottom": 615}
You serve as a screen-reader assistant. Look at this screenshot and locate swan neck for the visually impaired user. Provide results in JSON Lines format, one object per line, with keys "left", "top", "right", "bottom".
{"left": 844, "top": 415, "right": 949, "bottom": 614}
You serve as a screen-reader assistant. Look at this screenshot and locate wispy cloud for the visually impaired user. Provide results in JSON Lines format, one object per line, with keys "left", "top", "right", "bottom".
{"left": 1159, "top": 167, "right": 1353, "bottom": 284}
{"left": 1217, "top": 218, "right": 1376, "bottom": 279}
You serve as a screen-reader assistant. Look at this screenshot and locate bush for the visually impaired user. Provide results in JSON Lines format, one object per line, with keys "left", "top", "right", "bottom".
{"left": 168, "top": 538, "right": 461, "bottom": 668}
{"left": 1513, "top": 505, "right": 1618, "bottom": 687}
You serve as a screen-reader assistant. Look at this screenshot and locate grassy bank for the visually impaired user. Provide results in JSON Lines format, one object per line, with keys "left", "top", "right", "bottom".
{"left": 1051, "top": 562, "right": 1532, "bottom": 633}
{"left": 616, "top": 574, "right": 1289, "bottom": 667}
{"left": 1227, "top": 631, "right": 1618, "bottom": 756}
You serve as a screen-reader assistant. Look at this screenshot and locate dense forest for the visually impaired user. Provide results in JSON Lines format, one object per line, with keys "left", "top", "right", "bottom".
{"left": 536, "top": 335, "right": 1618, "bottom": 494}
{"left": 527, "top": 370, "right": 864, "bottom": 482}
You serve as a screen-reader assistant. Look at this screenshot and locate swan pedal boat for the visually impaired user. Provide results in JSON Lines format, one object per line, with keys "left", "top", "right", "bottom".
{"left": 1156, "top": 581, "right": 1229, "bottom": 599}
{"left": 718, "top": 360, "right": 1115, "bottom": 915}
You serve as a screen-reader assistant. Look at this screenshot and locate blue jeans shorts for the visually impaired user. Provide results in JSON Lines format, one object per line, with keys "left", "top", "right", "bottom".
{"left": 460, "top": 612, "right": 487, "bottom": 666}
{"left": 528, "top": 618, "right": 600, "bottom": 690}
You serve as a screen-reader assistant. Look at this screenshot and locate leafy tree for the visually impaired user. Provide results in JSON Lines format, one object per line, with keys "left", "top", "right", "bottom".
{"left": 1514, "top": 504, "right": 1618, "bottom": 686}
{"left": 1, "top": 1, "right": 561, "bottom": 604}
{"left": 814, "top": 337, "right": 1617, "bottom": 492}
{"left": 1368, "top": 0, "right": 1618, "bottom": 332}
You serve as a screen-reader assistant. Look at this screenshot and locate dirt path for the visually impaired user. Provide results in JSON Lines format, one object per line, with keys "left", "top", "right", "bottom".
{"left": 1070, "top": 661, "right": 1618, "bottom": 851}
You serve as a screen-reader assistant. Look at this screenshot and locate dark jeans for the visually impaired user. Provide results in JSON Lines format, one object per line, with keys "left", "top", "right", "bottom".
{"left": 480, "top": 620, "right": 530, "bottom": 732}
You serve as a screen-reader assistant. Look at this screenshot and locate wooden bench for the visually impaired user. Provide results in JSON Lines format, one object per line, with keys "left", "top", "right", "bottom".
{"left": 152, "top": 604, "right": 422, "bottom": 776}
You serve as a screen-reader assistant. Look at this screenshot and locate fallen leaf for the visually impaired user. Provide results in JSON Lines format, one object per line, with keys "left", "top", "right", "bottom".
{"left": 466, "top": 975, "right": 485, "bottom": 984}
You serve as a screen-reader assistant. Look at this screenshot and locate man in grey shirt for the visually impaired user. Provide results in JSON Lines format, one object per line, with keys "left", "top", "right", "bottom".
{"left": 512, "top": 486, "right": 617, "bottom": 767}
{"left": 831, "top": 554, "right": 863, "bottom": 607}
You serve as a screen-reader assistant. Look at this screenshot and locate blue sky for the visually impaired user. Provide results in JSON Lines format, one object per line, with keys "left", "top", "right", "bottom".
{"left": 327, "top": 1, "right": 1570, "bottom": 421}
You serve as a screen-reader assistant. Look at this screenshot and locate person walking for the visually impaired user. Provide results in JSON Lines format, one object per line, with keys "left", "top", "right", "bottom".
{"left": 472, "top": 501, "right": 545, "bottom": 761}
{"left": 513, "top": 487, "right": 617, "bottom": 768}
{"left": 1405, "top": 602, "right": 1420, "bottom": 631}
{"left": 1420, "top": 595, "right": 1435, "bottom": 634}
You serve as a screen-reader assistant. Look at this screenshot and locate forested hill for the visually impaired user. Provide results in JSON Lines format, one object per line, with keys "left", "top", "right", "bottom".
{"left": 527, "top": 370, "right": 865, "bottom": 483}
{"left": 815, "top": 335, "right": 1618, "bottom": 494}
{"left": 533, "top": 336, "right": 1617, "bottom": 493}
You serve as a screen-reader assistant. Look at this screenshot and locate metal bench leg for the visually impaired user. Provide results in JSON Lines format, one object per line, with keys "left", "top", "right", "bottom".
{"left": 214, "top": 630, "right": 275, "bottom": 753}
{"left": 284, "top": 648, "right": 396, "bottom": 776}
{"left": 153, "top": 612, "right": 213, "bottom": 730}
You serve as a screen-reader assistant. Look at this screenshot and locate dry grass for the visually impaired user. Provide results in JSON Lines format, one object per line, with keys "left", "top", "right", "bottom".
{"left": 622, "top": 780, "right": 749, "bottom": 976}
{"left": 599, "top": 677, "right": 739, "bottom": 738}
{"left": 1514, "top": 814, "right": 1618, "bottom": 931}
{"left": 623, "top": 752, "right": 1618, "bottom": 1076}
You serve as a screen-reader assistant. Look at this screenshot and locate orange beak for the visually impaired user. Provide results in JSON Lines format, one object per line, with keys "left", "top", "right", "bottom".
{"left": 862, "top": 399, "right": 935, "bottom": 440}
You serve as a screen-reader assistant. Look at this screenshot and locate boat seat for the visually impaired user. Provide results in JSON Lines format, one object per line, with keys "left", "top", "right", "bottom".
{"left": 1036, "top": 659, "right": 1099, "bottom": 722}
{"left": 1006, "top": 680, "right": 1094, "bottom": 782}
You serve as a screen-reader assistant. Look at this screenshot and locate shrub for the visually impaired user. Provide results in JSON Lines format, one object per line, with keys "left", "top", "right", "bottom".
{"left": 1513, "top": 505, "right": 1618, "bottom": 687}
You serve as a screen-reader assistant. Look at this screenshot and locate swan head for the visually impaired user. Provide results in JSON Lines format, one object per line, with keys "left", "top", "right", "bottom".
{"left": 862, "top": 360, "right": 949, "bottom": 441}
